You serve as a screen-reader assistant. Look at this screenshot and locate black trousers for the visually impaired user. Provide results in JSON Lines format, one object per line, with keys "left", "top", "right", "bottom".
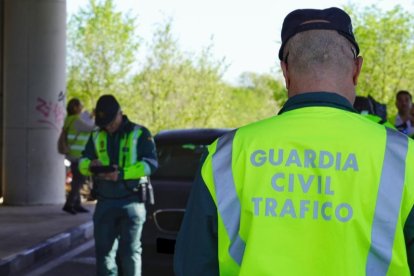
{"left": 65, "top": 160, "right": 86, "bottom": 207}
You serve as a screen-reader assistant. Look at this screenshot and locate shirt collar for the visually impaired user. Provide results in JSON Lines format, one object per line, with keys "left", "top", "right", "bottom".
{"left": 278, "top": 92, "right": 357, "bottom": 115}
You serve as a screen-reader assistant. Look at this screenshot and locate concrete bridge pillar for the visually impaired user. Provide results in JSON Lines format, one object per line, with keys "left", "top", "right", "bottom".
{"left": 2, "top": 0, "right": 66, "bottom": 205}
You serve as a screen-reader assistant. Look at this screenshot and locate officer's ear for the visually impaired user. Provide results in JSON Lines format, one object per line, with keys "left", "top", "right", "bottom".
{"left": 281, "top": 60, "right": 290, "bottom": 90}
{"left": 352, "top": 56, "right": 363, "bottom": 86}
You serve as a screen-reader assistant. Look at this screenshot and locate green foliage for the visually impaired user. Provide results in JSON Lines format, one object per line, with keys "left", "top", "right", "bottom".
{"left": 125, "top": 20, "right": 229, "bottom": 132}
{"left": 67, "top": 1, "right": 414, "bottom": 132}
{"left": 225, "top": 72, "right": 286, "bottom": 127}
{"left": 346, "top": 4, "right": 414, "bottom": 116}
{"left": 65, "top": 1, "right": 289, "bottom": 133}
{"left": 67, "top": 0, "right": 139, "bottom": 109}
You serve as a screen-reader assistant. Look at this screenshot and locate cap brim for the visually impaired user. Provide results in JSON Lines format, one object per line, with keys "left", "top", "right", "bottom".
{"left": 95, "top": 112, "right": 117, "bottom": 128}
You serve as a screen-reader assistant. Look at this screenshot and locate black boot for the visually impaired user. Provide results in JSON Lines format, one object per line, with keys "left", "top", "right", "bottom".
{"left": 62, "top": 205, "right": 77, "bottom": 215}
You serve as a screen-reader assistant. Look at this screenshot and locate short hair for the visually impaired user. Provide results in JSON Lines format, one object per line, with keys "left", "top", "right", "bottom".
{"left": 396, "top": 90, "right": 412, "bottom": 100}
{"left": 283, "top": 30, "right": 356, "bottom": 77}
{"left": 66, "top": 98, "right": 81, "bottom": 115}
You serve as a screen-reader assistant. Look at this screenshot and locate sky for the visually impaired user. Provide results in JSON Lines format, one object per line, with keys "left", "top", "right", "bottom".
{"left": 67, "top": 0, "right": 414, "bottom": 84}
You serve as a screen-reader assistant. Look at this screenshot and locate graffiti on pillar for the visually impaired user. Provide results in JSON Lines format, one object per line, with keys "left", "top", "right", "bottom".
{"left": 35, "top": 92, "right": 66, "bottom": 131}
{"left": 58, "top": 90, "right": 65, "bottom": 102}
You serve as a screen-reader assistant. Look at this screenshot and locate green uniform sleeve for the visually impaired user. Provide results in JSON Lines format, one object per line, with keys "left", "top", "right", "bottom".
{"left": 405, "top": 207, "right": 414, "bottom": 273}
{"left": 173, "top": 152, "right": 219, "bottom": 275}
{"left": 123, "top": 161, "right": 147, "bottom": 179}
{"left": 78, "top": 134, "right": 97, "bottom": 176}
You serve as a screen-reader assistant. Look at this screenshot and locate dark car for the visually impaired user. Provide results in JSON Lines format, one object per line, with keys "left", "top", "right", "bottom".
{"left": 142, "top": 128, "right": 230, "bottom": 275}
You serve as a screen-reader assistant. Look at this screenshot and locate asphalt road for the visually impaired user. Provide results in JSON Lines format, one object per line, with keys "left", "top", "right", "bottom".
{"left": 19, "top": 239, "right": 96, "bottom": 276}
{"left": 17, "top": 239, "right": 174, "bottom": 276}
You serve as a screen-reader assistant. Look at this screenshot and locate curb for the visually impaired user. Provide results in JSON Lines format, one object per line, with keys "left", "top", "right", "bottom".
{"left": 0, "top": 221, "right": 93, "bottom": 276}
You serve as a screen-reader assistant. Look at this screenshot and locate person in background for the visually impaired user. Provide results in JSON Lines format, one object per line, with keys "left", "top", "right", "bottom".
{"left": 62, "top": 98, "right": 95, "bottom": 215}
{"left": 390, "top": 90, "right": 414, "bottom": 135}
{"left": 174, "top": 7, "right": 414, "bottom": 275}
{"left": 79, "top": 94, "right": 158, "bottom": 275}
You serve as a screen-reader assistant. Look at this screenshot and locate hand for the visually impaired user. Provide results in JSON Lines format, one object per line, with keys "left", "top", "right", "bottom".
{"left": 90, "top": 159, "right": 102, "bottom": 169}
{"left": 100, "top": 165, "right": 119, "bottom": 181}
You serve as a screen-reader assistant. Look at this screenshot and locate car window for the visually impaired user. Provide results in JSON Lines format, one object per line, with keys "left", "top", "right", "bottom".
{"left": 152, "top": 143, "right": 207, "bottom": 180}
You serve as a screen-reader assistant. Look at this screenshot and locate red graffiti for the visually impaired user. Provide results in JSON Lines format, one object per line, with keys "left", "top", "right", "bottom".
{"left": 36, "top": 97, "right": 65, "bottom": 131}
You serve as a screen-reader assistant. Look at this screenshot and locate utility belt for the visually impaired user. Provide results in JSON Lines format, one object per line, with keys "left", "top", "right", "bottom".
{"left": 91, "top": 176, "right": 155, "bottom": 204}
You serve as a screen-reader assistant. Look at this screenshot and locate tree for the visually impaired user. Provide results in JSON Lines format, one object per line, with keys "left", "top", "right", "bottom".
{"left": 127, "top": 20, "right": 229, "bottom": 132}
{"left": 346, "top": 4, "right": 414, "bottom": 116}
{"left": 66, "top": 3, "right": 286, "bottom": 132}
{"left": 66, "top": 0, "right": 139, "bottom": 109}
{"left": 224, "top": 72, "right": 286, "bottom": 127}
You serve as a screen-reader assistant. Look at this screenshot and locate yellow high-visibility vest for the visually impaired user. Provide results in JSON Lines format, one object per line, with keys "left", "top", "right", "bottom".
{"left": 65, "top": 115, "right": 90, "bottom": 158}
{"left": 202, "top": 106, "right": 414, "bottom": 275}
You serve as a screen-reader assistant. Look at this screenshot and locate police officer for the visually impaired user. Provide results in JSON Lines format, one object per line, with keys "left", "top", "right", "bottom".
{"left": 79, "top": 94, "right": 158, "bottom": 275}
{"left": 174, "top": 7, "right": 414, "bottom": 275}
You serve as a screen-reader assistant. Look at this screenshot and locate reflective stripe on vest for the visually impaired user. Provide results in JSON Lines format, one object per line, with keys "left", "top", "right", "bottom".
{"left": 212, "top": 129, "right": 246, "bottom": 265}
{"left": 68, "top": 134, "right": 89, "bottom": 151}
{"left": 66, "top": 115, "right": 90, "bottom": 157}
{"left": 366, "top": 128, "right": 408, "bottom": 275}
{"left": 212, "top": 127, "right": 409, "bottom": 272}
{"left": 68, "top": 134, "right": 89, "bottom": 141}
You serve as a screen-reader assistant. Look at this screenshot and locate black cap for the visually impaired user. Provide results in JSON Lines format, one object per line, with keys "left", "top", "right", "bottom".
{"left": 278, "top": 7, "right": 359, "bottom": 60}
{"left": 95, "top": 94, "right": 120, "bottom": 127}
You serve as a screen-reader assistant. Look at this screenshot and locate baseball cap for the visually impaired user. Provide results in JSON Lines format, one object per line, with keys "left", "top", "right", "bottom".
{"left": 95, "top": 94, "right": 120, "bottom": 127}
{"left": 278, "top": 7, "right": 359, "bottom": 60}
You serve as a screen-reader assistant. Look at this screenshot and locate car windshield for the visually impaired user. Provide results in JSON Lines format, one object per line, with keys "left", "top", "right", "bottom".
{"left": 152, "top": 143, "right": 207, "bottom": 181}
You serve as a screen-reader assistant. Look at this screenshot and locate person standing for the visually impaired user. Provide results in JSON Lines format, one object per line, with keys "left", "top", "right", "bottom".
{"left": 62, "top": 98, "right": 95, "bottom": 215}
{"left": 174, "top": 7, "right": 414, "bottom": 275}
{"left": 79, "top": 94, "right": 158, "bottom": 275}
{"left": 390, "top": 90, "right": 414, "bottom": 135}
